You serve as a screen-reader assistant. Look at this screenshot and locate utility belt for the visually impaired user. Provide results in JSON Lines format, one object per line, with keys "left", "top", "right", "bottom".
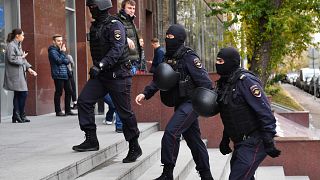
{"left": 101, "top": 61, "right": 132, "bottom": 79}
{"left": 231, "top": 129, "right": 261, "bottom": 144}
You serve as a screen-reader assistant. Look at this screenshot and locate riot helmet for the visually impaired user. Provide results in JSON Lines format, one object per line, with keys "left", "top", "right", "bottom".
{"left": 153, "top": 63, "right": 179, "bottom": 91}
{"left": 86, "top": 0, "right": 112, "bottom": 11}
{"left": 192, "top": 87, "right": 219, "bottom": 117}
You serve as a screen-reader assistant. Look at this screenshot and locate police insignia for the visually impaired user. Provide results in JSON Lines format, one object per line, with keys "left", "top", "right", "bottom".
{"left": 114, "top": 30, "right": 121, "bottom": 40}
{"left": 250, "top": 85, "right": 261, "bottom": 97}
{"left": 193, "top": 58, "right": 202, "bottom": 68}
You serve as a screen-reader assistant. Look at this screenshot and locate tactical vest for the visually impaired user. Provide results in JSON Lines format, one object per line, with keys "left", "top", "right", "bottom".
{"left": 89, "top": 15, "right": 129, "bottom": 67}
{"left": 217, "top": 68, "right": 260, "bottom": 142}
{"left": 160, "top": 46, "right": 197, "bottom": 107}
{"left": 117, "top": 13, "right": 141, "bottom": 62}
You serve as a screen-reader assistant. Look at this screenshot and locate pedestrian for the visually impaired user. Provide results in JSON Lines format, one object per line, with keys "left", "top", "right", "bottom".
{"left": 48, "top": 34, "right": 76, "bottom": 116}
{"left": 66, "top": 49, "right": 77, "bottom": 109}
{"left": 104, "top": 94, "right": 123, "bottom": 133}
{"left": 215, "top": 47, "right": 281, "bottom": 179}
{"left": 137, "top": 36, "right": 147, "bottom": 73}
{"left": 3, "top": 28, "right": 37, "bottom": 123}
{"left": 116, "top": 0, "right": 141, "bottom": 75}
{"left": 135, "top": 24, "right": 214, "bottom": 180}
{"left": 72, "top": 0, "right": 142, "bottom": 164}
{"left": 149, "top": 37, "right": 165, "bottom": 73}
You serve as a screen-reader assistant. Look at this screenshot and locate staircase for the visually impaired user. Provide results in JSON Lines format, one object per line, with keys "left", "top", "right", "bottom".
{"left": 0, "top": 112, "right": 314, "bottom": 180}
{"left": 72, "top": 123, "right": 310, "bottom": 180}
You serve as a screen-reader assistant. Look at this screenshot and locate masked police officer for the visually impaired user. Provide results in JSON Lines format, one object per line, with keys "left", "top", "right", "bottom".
{"left": 72, "top": 0, "right": 142, "bottom": 164}
{"left": 135, "top": 24, "right": 214, "bottom": 180}
{"left": 215, "top": 47, "right": 281, "bottom": 179}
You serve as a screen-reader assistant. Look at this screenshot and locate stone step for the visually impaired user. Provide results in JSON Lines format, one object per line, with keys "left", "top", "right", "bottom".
{"left": 285, "top": 176, "right": 310, "bottom": 180}
{"left": 137, "top": 139, "right": 203, "bottom": 180}
{"left": 185, "top": 148, "right": 231, "bottom": 180}
{"left": 42, "top": 122, "right": 159, "bottom": 180}
{"left": 256, "top": 166, "right": 285, "bottom": 180}
{"left": 77, "top": 131, "right": 164, "bottom": 180}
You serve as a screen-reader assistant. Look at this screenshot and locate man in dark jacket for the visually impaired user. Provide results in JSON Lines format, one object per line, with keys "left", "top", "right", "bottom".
{"left": 116, "top": 0, "right": 141, "bottom": 74}
{"left": 48, "top": 34, "right": 76, "bottom": 116}
{"left": 149, "top": 37, "right": 165, "bottom": 73}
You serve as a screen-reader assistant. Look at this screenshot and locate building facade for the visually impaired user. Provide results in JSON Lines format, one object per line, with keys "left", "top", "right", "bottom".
{"left": 0, "top": 0, "right": 223, "bottom": 121}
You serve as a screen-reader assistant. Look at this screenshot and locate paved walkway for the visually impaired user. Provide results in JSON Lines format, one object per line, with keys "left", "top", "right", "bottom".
{"left": 281, "top": 83, "right": 320, "bottom": 129}
{"left": 0, "top": 112, "right": 156, "bottom": 180}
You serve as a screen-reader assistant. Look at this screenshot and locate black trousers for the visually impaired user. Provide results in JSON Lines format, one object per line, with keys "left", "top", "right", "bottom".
{"left": 13, "top": 91, "right": 28, "bottom": 113}
{"left": 77, "top": 76, "right": 139, "bottom": 141}
{"left": 161, "top": 101, "right": 211, "bottom": 173}
{"left": 54, "top": 79, "right": 72, "bottom": 113}
{"left": 229, "top": 137, "right": 267, "bottom": 180}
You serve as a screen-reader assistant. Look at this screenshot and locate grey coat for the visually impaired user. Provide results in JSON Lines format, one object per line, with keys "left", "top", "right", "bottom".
{"left": 3, "top": 39, "right": 32, "bottom": 91}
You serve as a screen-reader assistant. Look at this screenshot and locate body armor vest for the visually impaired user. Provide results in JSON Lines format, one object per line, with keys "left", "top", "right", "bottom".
{"left": 89, "top": 15, "right": 129, "bottom": 67}
{"left": 217, "top": 68, "right": 260, "bottom": 142}
{"left": 117, "top": 13, "right": 141, "bottom": 62}
{"left": 160, "top": 46, "right": 196, "bottom": 107}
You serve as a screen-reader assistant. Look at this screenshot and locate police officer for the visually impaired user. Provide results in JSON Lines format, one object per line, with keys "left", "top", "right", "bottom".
{"left": 215, "top": 47, "right": 281, "bottom": 179}
{"left": 72, "top": 0, "right": 142, "bottom": 164}
{"left": 135, "top": 24, "right": 214, "bottom": 180}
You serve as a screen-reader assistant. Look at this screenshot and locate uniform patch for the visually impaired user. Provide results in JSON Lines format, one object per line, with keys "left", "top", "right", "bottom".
{"left": 114, "top": 30, "right": 121, "bottom": 40}
{"left": 193, "top": 58, "right": 202, "bottom": 69}
{"left": 250, "top": 85, "right": 261, "bottom": 97}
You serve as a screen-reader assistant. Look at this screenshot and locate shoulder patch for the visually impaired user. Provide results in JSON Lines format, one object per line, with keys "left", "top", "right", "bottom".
{"left": 250, "top": 84, "right": 261, "bottom": 97}
{"left": 193, "top": 58, "right": 202, "bottom": 69}
{"left": 114, "top": 30, "right": 121, "bottom": 40}
{"left": 111, "top": 20, "right": 118, "bottom": 23}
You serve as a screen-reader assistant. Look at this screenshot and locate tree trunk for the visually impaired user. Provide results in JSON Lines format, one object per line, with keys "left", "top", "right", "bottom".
{"left": 258, "top": 40, "right": 272, "bottom": 88}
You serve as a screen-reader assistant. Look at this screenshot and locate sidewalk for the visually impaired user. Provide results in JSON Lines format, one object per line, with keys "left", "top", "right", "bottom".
{"left": 281, "top": 83, "right": 320, "bottom": 138}
{"left": 0, "top": 113, "right": 153, "bottom": 180}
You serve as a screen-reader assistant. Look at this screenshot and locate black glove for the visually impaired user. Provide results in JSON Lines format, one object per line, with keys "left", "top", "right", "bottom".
{"left": 89, "top": 66, "right": 101, "bottom": 79}
{"left": 219, "top": 136, "right": 232, "bottom": 155}
{"left": 263, "top": 140, "right": 281, "bottom": 158}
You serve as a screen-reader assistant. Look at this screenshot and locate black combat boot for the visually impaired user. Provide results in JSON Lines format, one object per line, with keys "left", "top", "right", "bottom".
{"left": 199, "top": 170, "right": 214, "bottom": 180}
{"left": 122, "top": 137, "right": 142, "bottom": 163}
{"left": 72, "top": 130, "right": 99, "bottom": 152}
{"left": 154, "top": 164, "right": 174, "bottom": 180}
{"left": 20, "top": 112, "right": 30, "bottom": 122}
{"left": 12, "top": 112, "right": 24, "bottom": 123}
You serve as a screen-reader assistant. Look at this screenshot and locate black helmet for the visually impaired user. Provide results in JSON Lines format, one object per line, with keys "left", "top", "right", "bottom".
{"left": 86, "top": 0, "right": 112, "bottom": 11}
{"left": 192, "top": 87, "right": 219, "bottom": 117}
{"left": 153, "top": 63, "right": 179, "bottom": 91}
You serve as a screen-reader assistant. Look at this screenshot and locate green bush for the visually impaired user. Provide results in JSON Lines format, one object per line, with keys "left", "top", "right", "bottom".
{"left": 269, "top": 73, "right": 286, "bottom": 85}
{"left": 265, "top": 85, "right": 280, "bottom": 96}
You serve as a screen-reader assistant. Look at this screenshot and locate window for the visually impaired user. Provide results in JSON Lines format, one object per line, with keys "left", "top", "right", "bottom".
{"left": 176, "top": 0, "right": 223, "bottom": 72}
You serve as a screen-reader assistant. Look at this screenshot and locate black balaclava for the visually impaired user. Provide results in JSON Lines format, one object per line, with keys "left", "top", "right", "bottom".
{"left": 165, "top": 24, "right": 186, "bottom": 57}
{"left": 216, "top": 47, "right": 240, "bottom": 78}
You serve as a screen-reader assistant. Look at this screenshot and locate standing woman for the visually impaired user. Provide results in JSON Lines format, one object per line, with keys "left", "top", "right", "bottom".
{"left": 3, "top": 28, "right": 37, "bottom": 123}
